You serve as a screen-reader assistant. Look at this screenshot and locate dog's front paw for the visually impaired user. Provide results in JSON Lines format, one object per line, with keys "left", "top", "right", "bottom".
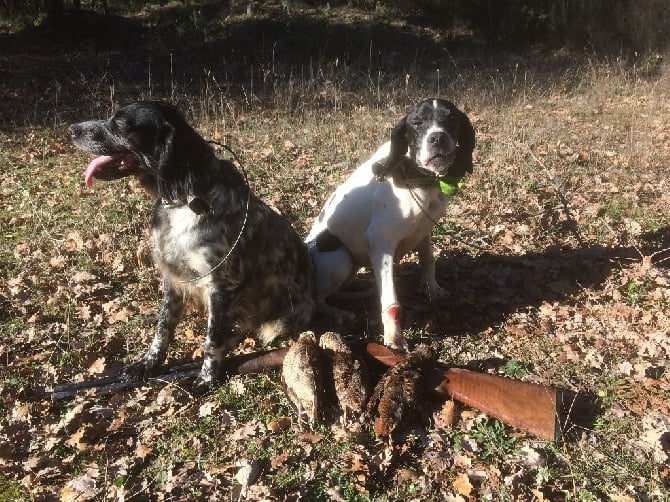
{"left": 193, "top": 375, "right": 216, "bottom": 394}
{"left": 384, "top": 336, "right": 408, "bottom": 353}
{"left": 124, "top": 358, "right": 161, "bottom": 381}
{"left": 194, "top": 361, "right": 220, "bottom": 391}
{"left": 381, "top": 304, "right": 407, "bottom": 352}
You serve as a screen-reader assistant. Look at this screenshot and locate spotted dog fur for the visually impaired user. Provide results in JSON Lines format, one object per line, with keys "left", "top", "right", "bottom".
{"left": 70, "top": 101, "right": 315, "bottom": 386}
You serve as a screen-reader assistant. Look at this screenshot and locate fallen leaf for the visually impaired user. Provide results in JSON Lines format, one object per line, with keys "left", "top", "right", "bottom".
{"left": 453, "top": 452, "right": 472, "bottom": 469}
{"left": 108, "top": 410, "right": 127, "bottom": 432}
{"left": 270, "top": 451, "right": 290, "bottom": 470}
{"left": 453, "top": 472, "right": 473, "bottom": 497}
{"left": 49, "top": 255, "right": 67, "bottom": 269}
{"left": 230, "top": 420, "right": 263, "bottom": 441}
{"left": 298, "top": 432, "right": 324, "bottom": 443}
{"left": 530, "top": 488, "right": 546, "bottom": 501}
{"left": 235, "top": 459, "right": 260, "bottom": 486}
{"left": 198, "top": 401, "right": 218, "bottom": 418}
{"left": 267, "top": 416, "right": 291, "bottom": 433}
{"left": 11, "top": 403, "right": 31, "bottom": 424}
{"left": 63, "top": 231, "right": 84, "bottom": 252}
{"left": 87, "top": 357, "right": 106, "bottom": 375}
{"left": 342, "top": 451, "right": 368, "bottom": 474}
{"left": 135, "top": 441, "right": 152, "bottom": 461}
{"left": 65, "top": 427, "right": 87, "bottom": 451}
{"left": 71, "top": 270, "right": 96, "bottom": 283}
{"left": 519, "top": 444, "right": 546, "bottom": 469}
{"left": 61, "top": 472, "right": 96, "bottom": 501}
{"left": 434, "top": 400, "right": 457, "bottom": 429}
{"left": 609, "top": 495, "right": 635, "bottom": 502}
{"left": 395, "top": 467, "right": 420, "bottom": 484}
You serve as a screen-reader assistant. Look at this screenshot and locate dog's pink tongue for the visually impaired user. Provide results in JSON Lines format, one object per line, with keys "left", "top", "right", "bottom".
{"left": 84, "top": 155, "right": 117, "bottom": 186}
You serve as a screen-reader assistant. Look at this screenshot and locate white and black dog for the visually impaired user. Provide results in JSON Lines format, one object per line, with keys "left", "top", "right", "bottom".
{"left": 70, "top": 101, "right": 315, "bottom": 386}
{"left": 306, "top": 99, "right": 475, "bottom": 351}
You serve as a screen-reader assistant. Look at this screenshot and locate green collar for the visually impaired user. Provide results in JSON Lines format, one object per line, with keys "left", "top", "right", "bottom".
{"left": 405, "top": 175, "right": 463, "bottom": 195}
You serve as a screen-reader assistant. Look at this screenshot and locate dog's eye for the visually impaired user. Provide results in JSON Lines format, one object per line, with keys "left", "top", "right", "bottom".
{"left": 409, "top": 117, "right": 424, "bottom": 127}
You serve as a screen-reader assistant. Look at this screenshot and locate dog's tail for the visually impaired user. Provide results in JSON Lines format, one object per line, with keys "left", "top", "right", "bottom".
{"left": 257, "top": 319, "right": 289, "bottom": 346}
{"left": 256, "top": 295, "right": 316, "bottom": 346}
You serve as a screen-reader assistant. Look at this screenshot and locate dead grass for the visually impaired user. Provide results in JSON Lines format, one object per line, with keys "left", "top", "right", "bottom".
{"left": 1, "top": 2, "right": 669, "bottom": 500}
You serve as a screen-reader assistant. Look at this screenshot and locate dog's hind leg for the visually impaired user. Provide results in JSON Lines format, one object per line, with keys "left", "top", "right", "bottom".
{"left": 416, "top": 235, "right": 444, "bottom": 302}
{"left": 310, "top": 243, "right": 357, "bottom": 324}
{"left": 199, "top": 288, "right": 242, "bottom": 387}
{"left": 125, "top": 280, "right": 184, "bottom": 380}
{"left": 257, "top": 290, "right": 316, "bottom": 346}
{"left": 311, "top": 244, "right": 354, "bottom": 298}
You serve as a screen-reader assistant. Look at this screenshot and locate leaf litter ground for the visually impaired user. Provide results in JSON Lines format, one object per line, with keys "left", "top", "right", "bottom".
{"left": 1, "top": 3, "right": 669, "bottom": 500}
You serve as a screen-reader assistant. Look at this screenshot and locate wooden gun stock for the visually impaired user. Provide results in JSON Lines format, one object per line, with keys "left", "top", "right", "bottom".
{"left": 365, "top": 342, "right": 562, "bottom": 440}
{"left": 435, "top": 367, "right": 559, "bottom": 440}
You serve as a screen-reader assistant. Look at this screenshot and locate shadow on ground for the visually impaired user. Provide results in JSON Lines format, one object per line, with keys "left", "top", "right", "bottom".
{"left": 323, "top": 226, "right": 670, "bottom": 342}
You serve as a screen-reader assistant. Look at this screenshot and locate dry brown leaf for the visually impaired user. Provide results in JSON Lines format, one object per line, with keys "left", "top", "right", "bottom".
{"left": 267, "top": 416, "right": 291, "bottom": 433}
{"left": 64, "top": 231, "right": 84, "bottom": 252}
{"left": 342, "top": 451, "right": 368, "bottom": 474}
{"left": 298, "top": 432, "right": 324, "bottom": 443}
{"left": 368, "top": 446, "right": 394, "bottom": 475}
{"left": 434, "top": 400, "right": 457, "bottom": 429}
{"left": 219, "top": 409, "right": 237, "bottom": 427}
{"left": 608, "top": 495, "right": 635, "bottom": 502}
{"left": 235, "top": 459, "right": 261, "bottom": 486}
{"left": 530, "top": 488, "right": 546, "bottom": 501}
{"left": 135, "top": 441, "right": 152, "bottom": 461}
{"left": 198, "top": 401, "right": 218, "bottom": 418}
{"left": 71, "top": 270, "right": 96, "bottom": 284}
{"left": 87, "top": 357, "right": 106, "bottom": 375}
{"left": 395, "top": 467, "right": 420, "bottom": 484}
{"left": 504, "top": 324, "right": 526, "bottom": 337}
{"left": 49, "top": 255, "right": 67, "bottom": 269}
{"left": 60, "top": 472, "right": 97, "bottom": 501}
{"left": 108, "top": 306, "right": 131, "bottom": 324}
{"left": 270, "top": 451, "right": 290, "bottom": 470}
{"left": 453, "top": 472, "right": 473, "bottom": 497}
{"left": 108, "top": 410, "right": 127, "bottom": 432}
{"left": 11, "top": 403, "right": 31, "bottom": 424}
{"left": 64, "top": 427, "right": 87, "bottom": 451}
{"left": 230, "top": 420, "right": 263, "bottom": 441}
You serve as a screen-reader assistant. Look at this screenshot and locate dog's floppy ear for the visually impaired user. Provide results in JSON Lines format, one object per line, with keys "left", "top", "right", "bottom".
{"left": 154, "top": 120, "right": 180, "bottom": 201}
{"left": 372, "top": 115, "right": 408, "bottom": 180}
{"left": 451, "top": 109, "right": 475, "bottom": 176}
{"left": 155, "top": 112, "right": 213, "bottom": 214}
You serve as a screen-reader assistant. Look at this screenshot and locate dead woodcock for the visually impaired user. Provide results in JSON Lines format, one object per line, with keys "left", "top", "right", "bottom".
{"left": 282, "top": 331, "right": 323, "bottom": 430}
{"left": 367, "top": 344, "right": 435, "bottom": 439}
{"left": 318, "top": 331, "right": 370, "bottom": 424}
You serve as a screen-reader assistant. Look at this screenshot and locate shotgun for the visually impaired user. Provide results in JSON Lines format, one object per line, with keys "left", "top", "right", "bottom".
{"left": 365, "top": 342, "right": 591, "bottom": 441}
{"left": 46, "top": 347, "right": 290, "bottom": 399}
{"left": 48, "top": 343, "right": 594, "bottom": 440}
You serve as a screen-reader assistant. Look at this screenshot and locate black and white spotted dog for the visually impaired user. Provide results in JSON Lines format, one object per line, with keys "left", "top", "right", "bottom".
{"left": 69, "top": 101, "right": 315, "bottom": 386}
{"left": 306, "top": 99, "right": 475, "bottom": 351}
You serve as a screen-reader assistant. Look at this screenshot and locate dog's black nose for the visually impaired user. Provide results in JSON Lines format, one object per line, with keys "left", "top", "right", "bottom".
{"left": 427, "top": 130, "right": 448, "bottom": 147}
